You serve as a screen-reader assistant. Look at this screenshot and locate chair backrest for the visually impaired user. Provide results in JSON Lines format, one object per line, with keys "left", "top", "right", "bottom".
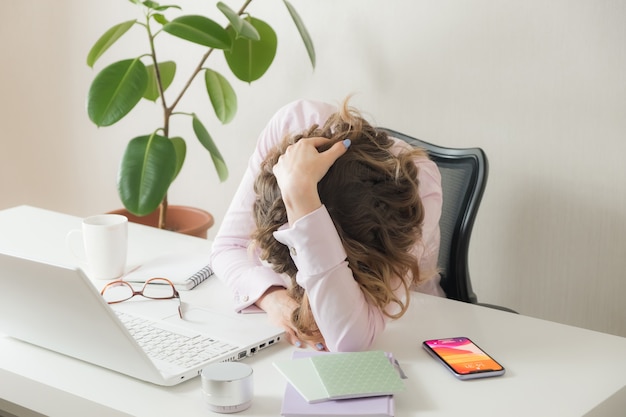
{"left": 379, "top": 128, "right": 487, "bottom": 304}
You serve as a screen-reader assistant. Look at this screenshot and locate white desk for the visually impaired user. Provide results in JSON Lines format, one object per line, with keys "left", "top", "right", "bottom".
{"left": 1, "top": 205, "right": 625, "bottom": 417}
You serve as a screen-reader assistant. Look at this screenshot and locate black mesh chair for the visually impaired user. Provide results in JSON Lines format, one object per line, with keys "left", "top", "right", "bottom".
{"left": 380, "top": 128, "right": 516, "bottom": 313}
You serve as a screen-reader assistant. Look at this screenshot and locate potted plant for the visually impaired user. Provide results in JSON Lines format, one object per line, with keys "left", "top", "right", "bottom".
{"left": 86, "top": 0, "right": 315, "bottom": 237}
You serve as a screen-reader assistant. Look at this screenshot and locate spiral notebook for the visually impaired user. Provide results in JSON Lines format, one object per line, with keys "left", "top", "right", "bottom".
{"left": 123, "top": 248, "right": 213, "bottom": 290}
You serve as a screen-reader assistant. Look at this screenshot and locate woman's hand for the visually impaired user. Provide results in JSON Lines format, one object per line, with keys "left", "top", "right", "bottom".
{"left": 272, "top": 137, "right": 350, "bottom": 224}
{"left": 256, "top": 286, "right": 327, "bottom": 350}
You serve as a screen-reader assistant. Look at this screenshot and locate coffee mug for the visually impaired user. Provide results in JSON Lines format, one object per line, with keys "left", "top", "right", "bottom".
{"left": 67, "top": 214, "right": 128, "bottom": 280}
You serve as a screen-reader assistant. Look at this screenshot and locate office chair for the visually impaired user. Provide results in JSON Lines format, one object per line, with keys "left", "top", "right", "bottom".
{"left": 379, "top": 128, "right": 517, "bottom": 313}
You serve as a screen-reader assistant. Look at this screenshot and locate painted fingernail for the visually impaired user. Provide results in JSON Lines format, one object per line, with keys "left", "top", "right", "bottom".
{"left": 316, "top": 343, "right": 325, "bottom": 350}
{"left": 342, "top": 139, "right": 351, "bottom": 148}
{"left": 295, "top": 341, "right": 303, "bottom": 348}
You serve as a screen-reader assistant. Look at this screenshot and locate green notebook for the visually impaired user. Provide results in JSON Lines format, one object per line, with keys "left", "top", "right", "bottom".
{"left": 274, "top": 350, "right": 405, "bottom": 403}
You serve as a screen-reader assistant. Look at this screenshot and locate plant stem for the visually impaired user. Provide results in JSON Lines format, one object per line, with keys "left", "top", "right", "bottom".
{"left": 145, "top": 12, "right": 171, "bottom": 229}
{"left": 166, "top": 0, "right": 253, "bottom": 114}
{"left": 145, "top": 13, "right": 171, "bottom": 138}
{"left": 158, "top": 0, "right": 254, "bottom": 229}
{"left": 158, "top": 195, "right": 168, "bottom": 230}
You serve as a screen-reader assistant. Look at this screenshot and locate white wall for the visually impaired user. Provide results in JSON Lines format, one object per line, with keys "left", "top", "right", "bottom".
{"left": 1, "top": 0, "right": 625, "bottom": 337}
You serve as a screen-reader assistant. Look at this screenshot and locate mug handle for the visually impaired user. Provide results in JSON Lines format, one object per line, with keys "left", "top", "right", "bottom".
{"left": 65, "top": 229, "right": 87, "bottom": 264}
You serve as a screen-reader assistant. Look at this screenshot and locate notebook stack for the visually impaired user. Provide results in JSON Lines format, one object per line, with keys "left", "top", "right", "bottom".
{"left": 274, "top": 350, "right": 405, "bottom": 417}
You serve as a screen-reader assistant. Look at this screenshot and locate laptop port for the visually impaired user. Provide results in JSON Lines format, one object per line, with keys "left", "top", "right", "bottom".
{"left": 238, "top": 350, "right": 247, "bottom": 359}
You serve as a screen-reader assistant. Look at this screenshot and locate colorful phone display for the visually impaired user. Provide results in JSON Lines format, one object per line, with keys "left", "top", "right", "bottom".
{"left": 422, "top": 337, "right": 505, "bottom": 380}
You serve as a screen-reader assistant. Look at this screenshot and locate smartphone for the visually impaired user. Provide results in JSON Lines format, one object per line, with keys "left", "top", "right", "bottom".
{"left": 422, "top": 337, "right": 505, "bottom": 380}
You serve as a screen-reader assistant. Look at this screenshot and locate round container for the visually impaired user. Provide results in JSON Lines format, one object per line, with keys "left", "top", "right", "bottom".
{"left": 200, "top": 362, "right": 253, "bottom": 413}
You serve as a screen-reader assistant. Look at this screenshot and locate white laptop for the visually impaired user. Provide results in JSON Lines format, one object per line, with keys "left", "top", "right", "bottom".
{"left": 0, "top": 251, "right": 284, "bottom": 386}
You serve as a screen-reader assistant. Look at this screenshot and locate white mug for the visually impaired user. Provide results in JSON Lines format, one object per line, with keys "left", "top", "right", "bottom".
{"left": 67, "top": 214, "right": 128, "bottom": 280}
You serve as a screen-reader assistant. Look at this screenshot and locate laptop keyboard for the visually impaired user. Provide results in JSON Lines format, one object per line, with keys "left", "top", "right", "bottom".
{"left": 116, "top": 311, "right": 238, "bottom": 368}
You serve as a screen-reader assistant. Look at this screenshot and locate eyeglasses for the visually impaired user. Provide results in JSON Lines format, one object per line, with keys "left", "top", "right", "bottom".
{"left": 101, "top": 278, "right": 184, "bottom": 319}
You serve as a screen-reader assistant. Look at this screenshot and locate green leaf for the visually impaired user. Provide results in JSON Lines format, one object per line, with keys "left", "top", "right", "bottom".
{"left": 170, "top": 136, "right": 186, "bottom": 180}
{"left": 118, "top": 134, "right": 177, "bottom": 216}
{"left": 144, "top": 2, "right": 181, "bottom": 12}
{"left": 224, "top": 17, "right": 277, "bottom": 82}
{"left": 86, "top": 20, "right": 136, "bottom": 68}
{"left": 153, "top": 13, "right": 169, "bottom": 25}
{"left": 217, "top": 2, "right": 260, "bottom": 41}
{"left": 142, "top": 0, "right": 161, "bottom": 9}
{"left": 283, "top": 0, "right": 315, "bottom": 68}
{"left": 204, "top": 69, "right": 237, "bottom": 124}
{"left": 144, "top": 61, "right": 176, "bottom": 101}
{"left": 192, "top": 115, "right": 228, "bottom": 182}
{"left": 87, "top": 58, "right": 148, "bottom": 127}
{"left": 149, "top": 2, "right": 183, "bottom": 12}
{"left": 163, "top": 15, "right": 231, "bottom": 49}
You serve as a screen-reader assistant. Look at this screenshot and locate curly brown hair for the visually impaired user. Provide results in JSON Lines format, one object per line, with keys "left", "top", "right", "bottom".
{"left": 252, "top": 99, "right": 427, "bottom": 342}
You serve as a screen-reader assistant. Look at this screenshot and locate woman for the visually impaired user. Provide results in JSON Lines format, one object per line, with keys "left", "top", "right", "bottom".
{"left": 210, "top": 98, "right": 444, "bottom": 352}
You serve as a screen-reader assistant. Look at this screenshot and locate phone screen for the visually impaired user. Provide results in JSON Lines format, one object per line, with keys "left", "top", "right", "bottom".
{"left": 423, "top": 337, "right": 505, "bottom": 379}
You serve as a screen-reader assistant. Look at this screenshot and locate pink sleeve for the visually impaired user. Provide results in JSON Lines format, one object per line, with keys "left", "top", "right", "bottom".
{"left": 273, "top": 207, "right": 386, "bottom": 352}
{"left": 209, "top": 99, "right": 337, "bottom": 312}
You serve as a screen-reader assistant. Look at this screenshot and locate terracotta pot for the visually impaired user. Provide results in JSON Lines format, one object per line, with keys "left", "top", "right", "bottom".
{"left": 108, "top": 205, "right": 214, "bottom": 239}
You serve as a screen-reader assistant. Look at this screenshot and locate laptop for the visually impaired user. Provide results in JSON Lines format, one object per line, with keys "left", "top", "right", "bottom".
{"left": 0, "top": 251, "right": 284, "bottom": 386}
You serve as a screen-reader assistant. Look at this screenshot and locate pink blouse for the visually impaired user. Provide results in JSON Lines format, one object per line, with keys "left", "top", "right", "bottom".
{"left": 210, "top": 99, "right": 444, "bottom": 352}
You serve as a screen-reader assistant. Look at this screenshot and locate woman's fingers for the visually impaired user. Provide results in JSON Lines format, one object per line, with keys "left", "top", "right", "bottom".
{"left": 275, "top": 137, "right": 350, "bottom": 183}
{"left": 273, "top": 137, "right": 351, "bottom": 224}
{"left": 294, "top": 137, "right": 351, "bottom": 171}
{"left": 283, "top": 328, "right": 303, "bottom": 348}
{"left": 319, "top": 138, "right": 351, "bottom": 168}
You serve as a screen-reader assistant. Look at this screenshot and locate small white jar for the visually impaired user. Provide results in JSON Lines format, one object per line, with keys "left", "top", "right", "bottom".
{"left": 200, "top": 362, "right": 253, "bottom": 413}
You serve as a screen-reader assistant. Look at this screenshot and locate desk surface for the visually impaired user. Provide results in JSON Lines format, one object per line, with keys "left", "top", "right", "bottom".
{"left": 1, "top": 205, "right": 625, "bottom": 417}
